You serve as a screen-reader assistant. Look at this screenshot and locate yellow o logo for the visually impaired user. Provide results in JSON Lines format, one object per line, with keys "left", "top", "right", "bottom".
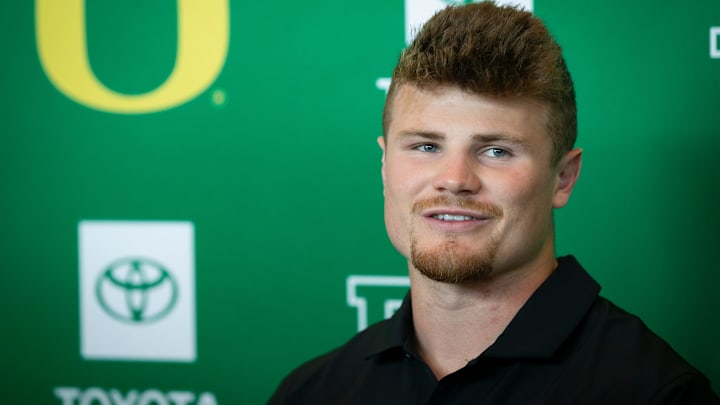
{"left": 35, "top": 0, "right": 229, "bottom": 114}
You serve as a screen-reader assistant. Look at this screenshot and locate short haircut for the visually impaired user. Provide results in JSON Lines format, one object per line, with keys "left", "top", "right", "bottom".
{"left": 383, "top": 2, "right": 576, "bottom": 164}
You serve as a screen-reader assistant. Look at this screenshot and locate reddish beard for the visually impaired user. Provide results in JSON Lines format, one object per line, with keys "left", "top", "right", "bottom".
{"left": 410, "top": 196, "right": 503, "bottom": 284}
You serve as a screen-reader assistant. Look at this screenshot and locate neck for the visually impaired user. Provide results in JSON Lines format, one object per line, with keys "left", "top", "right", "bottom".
{"left": 408, "top": 255, "right": 557, "bottom": 380}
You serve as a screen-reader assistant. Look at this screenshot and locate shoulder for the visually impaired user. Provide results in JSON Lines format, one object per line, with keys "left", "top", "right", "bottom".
{"left": 268, "top": 318, "right": 395, "bottom": 404}
{"left": 578, "top": 297, "right": 718, "bottom": 403}
{"left": 598, "top": 299, "right": 694, "bottom": 372}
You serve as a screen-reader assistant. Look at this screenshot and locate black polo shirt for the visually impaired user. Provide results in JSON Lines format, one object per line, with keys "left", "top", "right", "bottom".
{"left": 269, "top": 256, "right": 719, "bottom": 404}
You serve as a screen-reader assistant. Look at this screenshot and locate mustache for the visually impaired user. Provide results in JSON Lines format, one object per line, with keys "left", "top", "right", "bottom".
{"left": 412, "top": 196, "right": 504, "bottom": 218}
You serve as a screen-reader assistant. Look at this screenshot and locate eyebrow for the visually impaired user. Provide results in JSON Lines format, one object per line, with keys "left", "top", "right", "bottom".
{"left": 394, "top": 130, "right": 443, "bottom": 140}
{"left": 396, "top": 130, "right": 528, "bottom": 146}
{"left": 470, "top": 133, "right": 528, "bottom": 146}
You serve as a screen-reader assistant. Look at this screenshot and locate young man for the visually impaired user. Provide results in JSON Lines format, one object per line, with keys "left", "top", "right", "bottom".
{"left": 270, "top": 3, "right": 719, "bottom": 403}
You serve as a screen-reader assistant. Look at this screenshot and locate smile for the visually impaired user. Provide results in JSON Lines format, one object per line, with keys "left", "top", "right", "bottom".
{"left": 432, "top": 214, "right": 477, "bottom": 221}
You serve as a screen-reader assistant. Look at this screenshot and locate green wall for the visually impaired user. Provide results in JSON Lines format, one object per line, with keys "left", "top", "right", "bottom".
{"left": 0, "top": 1, "right": 718, "bottom": 403}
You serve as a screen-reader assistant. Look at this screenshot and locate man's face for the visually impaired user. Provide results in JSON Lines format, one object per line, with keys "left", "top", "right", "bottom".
{"left": 379, "top": 85, "right": 580, "bottom": 283}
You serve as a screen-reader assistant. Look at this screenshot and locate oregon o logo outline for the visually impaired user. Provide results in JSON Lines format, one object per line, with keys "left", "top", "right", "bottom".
{"left": 35, "top": 0, "right": 230, "bottom": 114}
{"left": 95, "top": 257, "right": 179, "bottom": 324}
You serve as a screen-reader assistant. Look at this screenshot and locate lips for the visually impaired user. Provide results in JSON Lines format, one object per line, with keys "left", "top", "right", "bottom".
{"left": 431, "top": 213, "right": 480, "bottom": 221}
{"left": 420, "top": 208, "right": 494, "bottom": 232}
{"left": 423, "top": 206, "right": 496, "bottom": 221}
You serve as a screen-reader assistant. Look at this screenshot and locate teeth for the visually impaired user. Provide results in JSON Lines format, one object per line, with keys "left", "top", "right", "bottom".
{"left": 433, "top": 214, "right": 475, "bottom": 221}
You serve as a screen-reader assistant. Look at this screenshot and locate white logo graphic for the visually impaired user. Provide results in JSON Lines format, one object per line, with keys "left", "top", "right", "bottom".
{"left": 54, "top": 387, "right": 217, "bottom": 405}
{"left": 377, "top": 0, "right": 535, "bottom": 93}
{"left": 347, "top": 276, "right": 410, "bottom": 331}
{"left": 711, "top": 27, "right": 720, "bottom": 59}
{"left": 78, "top": 221, "right": 196, "bottom": 362}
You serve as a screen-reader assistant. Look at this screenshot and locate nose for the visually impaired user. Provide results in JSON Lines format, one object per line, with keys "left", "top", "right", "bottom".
{"left": 431, "top": 153, "right": 481, "bottom": 195}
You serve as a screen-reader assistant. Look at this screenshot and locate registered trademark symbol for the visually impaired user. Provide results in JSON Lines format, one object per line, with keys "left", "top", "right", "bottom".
{"left": 211, "top": 88, "right": 227, "bottom": 108}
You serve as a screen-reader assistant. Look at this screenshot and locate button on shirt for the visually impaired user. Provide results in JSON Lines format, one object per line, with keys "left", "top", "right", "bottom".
{"left": 269, "top": 256, "right": 719, "bottom": 404}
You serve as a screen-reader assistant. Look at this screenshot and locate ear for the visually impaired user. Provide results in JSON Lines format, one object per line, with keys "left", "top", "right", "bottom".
{"left": 377, "top": 136, "right": 387, "bottom": 187}
{"left": 552, "top": 148, "right": 582, "bottom": 208}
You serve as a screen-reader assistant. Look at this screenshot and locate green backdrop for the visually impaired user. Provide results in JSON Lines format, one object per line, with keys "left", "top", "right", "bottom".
{"left": 1, "top": 0, "right": 718, "bottom": 403}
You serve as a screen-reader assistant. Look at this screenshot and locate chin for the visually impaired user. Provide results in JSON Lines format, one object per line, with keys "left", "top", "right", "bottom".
{"left": 410, "top": 239, "right": 499, "bottom": 284}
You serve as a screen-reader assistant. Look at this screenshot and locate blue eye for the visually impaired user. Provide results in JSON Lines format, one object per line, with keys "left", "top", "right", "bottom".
{"left": 416, "top": 144, "right": 438, "bottom": 152}
{"left": 484, "top": 148, "right": 508, "bottom": 158}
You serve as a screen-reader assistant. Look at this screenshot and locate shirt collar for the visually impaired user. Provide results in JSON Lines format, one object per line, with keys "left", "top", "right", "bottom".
{"left": 363, "top": 293, "right": 413, "bottom": 359}
{"left": 484, "top": 255, "right": 600, "bottom": 359}
{"left": 364, "top": 255, "right": 600, "bottom": 360}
